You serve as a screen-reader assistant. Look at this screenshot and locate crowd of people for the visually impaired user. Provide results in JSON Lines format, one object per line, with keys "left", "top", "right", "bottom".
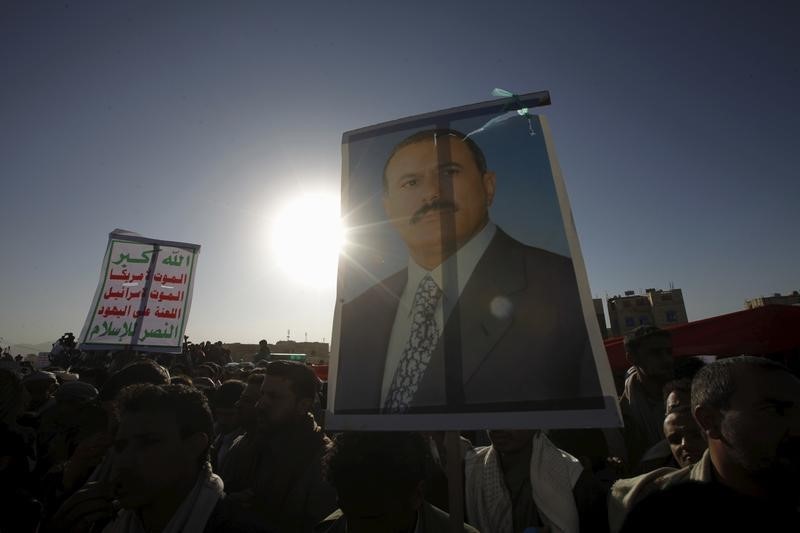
{"left": 0, "top": 326, "right": 798, "bottom": 532}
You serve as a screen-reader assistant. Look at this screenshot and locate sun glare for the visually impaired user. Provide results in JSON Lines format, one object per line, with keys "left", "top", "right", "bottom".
{"left": 270, "top": 193, "right": 344, "bottom": 287}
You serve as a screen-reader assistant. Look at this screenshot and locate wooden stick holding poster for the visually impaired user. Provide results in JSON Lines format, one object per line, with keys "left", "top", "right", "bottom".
{"left": 445, "top": 431, "right": 465, "bottom": 532}
{"left": 327, "top": 90, "right": 620, "bottom": 431}
{"left": 78, "top": 229, "right": 200, "bottom": 354}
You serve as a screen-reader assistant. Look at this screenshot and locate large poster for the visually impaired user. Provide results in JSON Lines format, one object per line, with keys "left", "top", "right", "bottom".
{"left": 327, "top": 92, "right": 620, "bottom": 430}
{"left": 78, "top": 230, "right": 199, "bottom": 353}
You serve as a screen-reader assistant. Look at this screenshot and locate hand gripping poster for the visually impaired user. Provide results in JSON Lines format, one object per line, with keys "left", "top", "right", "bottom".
{"left": 327, "top": 91, "right": 620, "bottom": 430}
{"left": 78, "top": 229, "right": 200, "bottom": 354}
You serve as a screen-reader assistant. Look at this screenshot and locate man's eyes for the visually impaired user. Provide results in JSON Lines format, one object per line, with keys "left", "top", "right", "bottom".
{"left": 770, "top": 404, "right": 790, "bottom": 416}
{"left": 762, "top": 401, "right": 795, "bottom": 416}
{"left": 398, "top": 169, "right": 458, "bottom": 189}
{"left": 667, "top": 434, "right": 682, "bottom": 445}
{"left": 441, "top": 166, "right": 459, "bottom": 177}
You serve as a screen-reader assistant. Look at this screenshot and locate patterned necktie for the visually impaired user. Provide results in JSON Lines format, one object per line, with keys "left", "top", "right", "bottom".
{"left": 383, "top": 274, "right": 443, "bottom": 413}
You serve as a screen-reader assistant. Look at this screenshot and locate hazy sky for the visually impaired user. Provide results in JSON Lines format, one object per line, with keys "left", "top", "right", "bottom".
{"left": 2, "top": 0, "right": 798, "bottom": 347}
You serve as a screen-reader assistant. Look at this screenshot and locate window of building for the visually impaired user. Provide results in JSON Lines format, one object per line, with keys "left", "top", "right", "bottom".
{"left": 625, "top": 317, "right": 635, "bottom": 328}
{"left": 666, "top": 310, "right": 678, "bottom": 322}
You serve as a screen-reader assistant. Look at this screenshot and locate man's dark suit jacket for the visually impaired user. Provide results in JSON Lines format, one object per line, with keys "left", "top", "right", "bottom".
{"left": 335, "top": 228, "right": 603, "bottom": 414}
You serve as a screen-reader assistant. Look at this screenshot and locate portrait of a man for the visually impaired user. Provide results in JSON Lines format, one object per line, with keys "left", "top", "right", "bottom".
{"left": 333, "top": 123, "right": 606, "bottom": 418}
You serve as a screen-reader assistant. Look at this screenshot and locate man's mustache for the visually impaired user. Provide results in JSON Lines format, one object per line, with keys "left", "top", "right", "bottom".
{"left": 410, "top": 200, "right": 458, "bottom": 225}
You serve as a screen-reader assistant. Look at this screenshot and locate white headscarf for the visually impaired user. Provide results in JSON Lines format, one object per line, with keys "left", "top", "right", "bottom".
{"left": 102, "top": 465, "right": 224, "bottom": 533}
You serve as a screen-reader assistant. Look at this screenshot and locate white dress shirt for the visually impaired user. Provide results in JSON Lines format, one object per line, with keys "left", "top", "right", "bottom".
{"left": 380, "top": 222, "right": 497, "bottom": 403}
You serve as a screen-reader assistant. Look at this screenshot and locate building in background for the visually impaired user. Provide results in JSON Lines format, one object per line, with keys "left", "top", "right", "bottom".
{"left": 607, "top": 287, "right": 688, "bottom": 337}
{"left": 647, "top": 288, "right": 689, "bottom": 329}
{"left": 223, "top": 340, "right": 330, "bottom": 363}
{"left": 273, "top": 339, "right": 330, "bottom": 363}
{"left": 745, "top": 290, "right": 800, "bottom": 309}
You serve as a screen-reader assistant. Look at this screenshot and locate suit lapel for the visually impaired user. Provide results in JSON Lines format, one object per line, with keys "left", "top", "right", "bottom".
{"left": 416, "top": 229, "right": 528, "bottom": 405}
{"left": 458, "top": 229, "right": 528, "bottom": 385}
{"left": 362, "top": 269, "right": 407, "bottom": 408}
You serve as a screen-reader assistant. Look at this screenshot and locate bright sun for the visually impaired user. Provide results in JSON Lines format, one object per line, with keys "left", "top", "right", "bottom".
{"left": 270, "top": 193, "right": 344, "bottom": 287}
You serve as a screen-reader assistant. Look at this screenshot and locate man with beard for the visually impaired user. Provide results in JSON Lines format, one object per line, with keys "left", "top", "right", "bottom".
{"left": 222, "top": 361, "right": 336, "bottom": 532}
{"left": 49, "top": 384, "right": 266, "bottom": 532}
{"left": 210, "top": 380, "right": 245, "bottom": 471}
{"left": 218, "top": 373, "right": 263, "bottom": 489}
{"left": 609, "top": 356, "right": 800, "bottom": 532}
{"left": 619, "top": 326, "right": 674, "bottom": 469}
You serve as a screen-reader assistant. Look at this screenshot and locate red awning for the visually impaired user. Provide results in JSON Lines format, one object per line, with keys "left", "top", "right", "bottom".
{"left": 311, "top": 363, "right": 329, "bottom": 382}
{"left": 604, "top": 305, "right": 800, "bottom": 372}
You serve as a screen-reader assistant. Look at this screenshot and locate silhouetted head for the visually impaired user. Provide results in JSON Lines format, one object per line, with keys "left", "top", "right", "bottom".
{"left": 624, "top": 326, "right": 673, "bottom": 380}
{"left": 324, "top": 431, "right": 428, "bottom": 533}
{"left": 111, "top": 384, "right": 213, "bottom": 511}
{"left": 382, "top": 129, "right": 496, "bottom": 269}
{"left": 692, "top": 356, "right": 800, "bottom": 501}
{"left": 255, "top": 361, "right": 319, "bottom": 432}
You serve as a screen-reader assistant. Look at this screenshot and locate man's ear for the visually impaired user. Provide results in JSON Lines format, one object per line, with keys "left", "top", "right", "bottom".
{"left": 482, "top": 171, "right": 497, "bottom": 207}
{"left": 186, "top": 432, "right": 209, "bottom": 462}
{"left": 297, "top": 397, "right": 313, "bottom": 415}
{"left": 694, "top": 404, "right": 722, "bottom": 440}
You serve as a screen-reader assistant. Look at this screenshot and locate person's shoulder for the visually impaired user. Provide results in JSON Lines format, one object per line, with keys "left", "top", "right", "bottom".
{"left": 492, "top": 227, "right": 573, "bottom": 269}
{"left": 342, "top": 268, "right": 407, "bottom": 310}
{"left": 619, "top": 481, "right": 800, "bottom": 533}
{"left": 611, "top": 464, "right": 692, "bottom": 501}
{"left": 608, "top": 464, "right": 692, "bottom": 533}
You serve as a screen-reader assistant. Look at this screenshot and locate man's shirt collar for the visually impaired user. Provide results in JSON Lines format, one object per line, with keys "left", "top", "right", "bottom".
{"left": 406, "top": 222, "right": 497, "bottom": 302}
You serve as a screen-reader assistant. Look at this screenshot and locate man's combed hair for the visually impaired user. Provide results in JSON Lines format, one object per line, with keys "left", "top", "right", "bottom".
{"left": 264, "top": 360, "right": 319, "bottom": 401}
{"left": 324, "top": 431, "right": 429, "bottom": 496}
{"left": 691, "top": 356, "right": 791, "bottom": 410}
{"left": 382, "top": 128, "right": 488, "bottom": 191}
{"left": 116, "top": 383, "right": 214, "bottom": 463}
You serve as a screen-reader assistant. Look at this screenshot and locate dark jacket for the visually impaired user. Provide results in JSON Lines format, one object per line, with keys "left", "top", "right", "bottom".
{"left": 335, "top": 227, "right": 603, "bottom": 413}
{"left": 220, "top": 415, "right": 337, "bottom": 532}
